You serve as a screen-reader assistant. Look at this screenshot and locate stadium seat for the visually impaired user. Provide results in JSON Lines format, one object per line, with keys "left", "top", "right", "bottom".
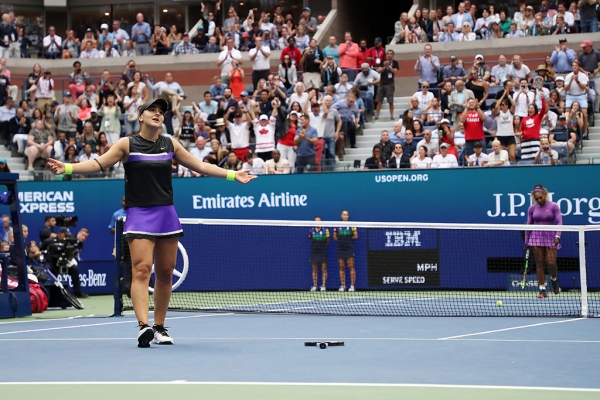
{"left": 516, "top": 159, "right": 535, "bottom": 165}
{"left": 488, "top": 86, "right": 502, "bottom": 97}
{"left": 551, "top": 145, "right": 568, "bottom": 161}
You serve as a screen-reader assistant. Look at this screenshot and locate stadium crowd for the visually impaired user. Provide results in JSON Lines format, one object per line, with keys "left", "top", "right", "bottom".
{"left": 0, "top": 1, "right": 599, "bottom": 175}
{"left": 375, "top": 31, "right": 598, "bottom": 169}
{"left": 0, "top": 2, "right": 327, "bottom": 59}
{"left": 392, "top": 0, "right": 600, "bottom": 44}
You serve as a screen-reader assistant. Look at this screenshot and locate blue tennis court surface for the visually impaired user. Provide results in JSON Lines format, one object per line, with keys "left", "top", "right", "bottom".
{"left": 1, "top": 308, "right": 599, "bottom": 399}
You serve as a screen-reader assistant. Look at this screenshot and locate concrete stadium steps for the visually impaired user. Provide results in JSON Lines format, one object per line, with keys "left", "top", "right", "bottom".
{"left": 0, "top": 148, "right": 32, "bottom": 181}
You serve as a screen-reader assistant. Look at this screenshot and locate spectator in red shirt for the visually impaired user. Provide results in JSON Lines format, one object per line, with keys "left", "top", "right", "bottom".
{"left": 366, "top": 37, "right": 385, "bottom": 68}
{"left": 356, "top": 39, "right": 368, "bottom": 68}
{"left": 519, "top": 96, "right": 547, "bottom": 163}
{"left": 338, "top": 32, "right": 359, "bottom": 81}
{"left": 280, "top": 37, "right": 302, "bottom": 67}
{"left": 460, "top": 98, "right": 486, "bottom": 162}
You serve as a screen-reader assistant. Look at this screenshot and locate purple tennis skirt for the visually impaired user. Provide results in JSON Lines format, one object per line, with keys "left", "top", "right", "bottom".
{"left": 123, "top": 205, "right": 184, "bottom": 239}
{"left": 527, "top": 230, "right": 561, "bottom": 249}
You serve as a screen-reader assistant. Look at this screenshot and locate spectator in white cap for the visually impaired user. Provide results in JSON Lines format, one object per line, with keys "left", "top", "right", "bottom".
{"left": 473, "top": 54, "right": 490, "bottom": 82}
{"left": 431, "top": 142, "right": 458, "bottom": 168}
{"left": 252, "top": 109, "right": 278, "bottom": 160}
{"left": 98, "top": 23, "right": 115, "bottom": 50}
{"left": 554, "top": 76, "right": 566, "bottom": 100}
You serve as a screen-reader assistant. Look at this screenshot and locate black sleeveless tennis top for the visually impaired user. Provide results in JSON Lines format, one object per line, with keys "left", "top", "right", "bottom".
{"left": 124, "top": 134, "right": 174, "bottom": 208}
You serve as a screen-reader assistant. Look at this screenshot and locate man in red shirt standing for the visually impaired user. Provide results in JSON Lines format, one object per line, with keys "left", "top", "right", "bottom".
{"left": 338, "top": 32, "right": 359, "bottom": 81}
{"left": 460, "top": 98, "right": 486, "bottom": 164}
{"left": 280, "top": 37, "right": 301, "bottom": 67}
{"left": 356, "top": 39, "right": 368, "bottom": 69}
{"left": 366, "top": 37, "right": 385, "bottom": 68}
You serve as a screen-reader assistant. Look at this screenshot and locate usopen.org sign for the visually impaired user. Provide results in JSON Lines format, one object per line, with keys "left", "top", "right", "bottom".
{"left": 385, "top": 230, "right": 421, "bottom": 247}
{"left": 18, "top": 191, "right": 75, "bottom": 213}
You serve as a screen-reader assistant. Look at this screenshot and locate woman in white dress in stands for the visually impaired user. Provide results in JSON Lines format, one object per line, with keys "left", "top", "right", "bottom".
{"left": 410, "top": 145, "right": 432, "bottom": 169}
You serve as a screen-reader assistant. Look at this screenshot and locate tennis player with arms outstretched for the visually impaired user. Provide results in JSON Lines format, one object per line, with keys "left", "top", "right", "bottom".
{"left": 309, "top": 216, "right": 329, "bottom": 292}
{"left": 334, "top": 210, "right": 358, "bottom": 292}
{"left": 525, "top": 184, "right": 562, "bottom": 298}
{"left": 48, "top": 99, "right": 256, "bottom": 348}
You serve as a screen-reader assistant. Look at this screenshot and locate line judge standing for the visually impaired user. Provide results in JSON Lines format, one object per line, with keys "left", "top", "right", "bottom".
{"left": 47, "top": 99, "right": 256, "bottom": 348}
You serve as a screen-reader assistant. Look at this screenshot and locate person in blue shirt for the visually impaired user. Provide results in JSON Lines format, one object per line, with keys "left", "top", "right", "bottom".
{"left": 309, "top": 216, "right": 329, "bottom": 291}
{"left": 109, "top": 196, "right": 127, "bottom": 234}
{"left": 294, "top": 113, "right": 318, "bottom": 173}
{"left": 210, "top": 77, "right": 228, "bottom": 102}
{"left": 131, "top": 13, "right": 152, "bottom": 56}
{"left": 334, "top": 210, "right": 358, "bottom": 292}
{"left": 550, "top": 38, "right": 576, "bottom": 74}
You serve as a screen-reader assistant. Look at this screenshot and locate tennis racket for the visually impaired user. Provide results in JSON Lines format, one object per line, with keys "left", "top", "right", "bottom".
{"left": 305, "top": 341, "right": 345, "bottom": 349}
{"left": 521, "top": 248, "right": 530, "bottom": 290}
{"left": 45, "top": 269, "right": 85, "bottom": 310}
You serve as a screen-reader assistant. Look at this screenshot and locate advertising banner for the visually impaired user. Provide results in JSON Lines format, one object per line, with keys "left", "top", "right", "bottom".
{"left": 3, "top": 165, "right": 599, "bottom": 294}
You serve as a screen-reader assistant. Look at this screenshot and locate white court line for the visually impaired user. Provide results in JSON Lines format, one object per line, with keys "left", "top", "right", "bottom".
{"left": 0, "top": 313, "right": 234, "bottom": 336}
{"left": 0, "top": 311, "right": 140, "bottom": 325}
{"left": 439, "top": 318, "right": 587, "bottom": 340}
{"left": 0, "top": 337, "right": 598, "bottom": 343}
{"left": 0, "top": 382, "right": 599, "bottom": 392}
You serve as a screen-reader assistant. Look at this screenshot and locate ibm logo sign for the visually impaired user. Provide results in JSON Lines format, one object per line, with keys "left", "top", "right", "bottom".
{"left": 385, "top": 231, "right": 421, "bottom": 247}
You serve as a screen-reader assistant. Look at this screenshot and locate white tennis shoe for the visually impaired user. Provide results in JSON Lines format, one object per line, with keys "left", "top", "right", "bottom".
{"left": 152, "top": 324, "right": 174, "bottom": 345}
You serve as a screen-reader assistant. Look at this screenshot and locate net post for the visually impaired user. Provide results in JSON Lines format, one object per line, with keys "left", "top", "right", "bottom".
{"left": 578, "top": 228, "right": 589, "bottom": 318}
{"left": 112, "top": 217, "right": 125, "bottom": 317}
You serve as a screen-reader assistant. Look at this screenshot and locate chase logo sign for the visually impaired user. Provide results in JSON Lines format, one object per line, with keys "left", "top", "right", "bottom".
{"left": 18, "top": 191, "right": 75, "bottom": 213}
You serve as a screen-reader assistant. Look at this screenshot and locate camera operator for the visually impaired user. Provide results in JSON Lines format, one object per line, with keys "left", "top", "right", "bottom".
{"left": 40, "top": 226, "right": 88, "bottom": 298}
{"left": 39, "top": 215, "right": 57, "bottom": 243}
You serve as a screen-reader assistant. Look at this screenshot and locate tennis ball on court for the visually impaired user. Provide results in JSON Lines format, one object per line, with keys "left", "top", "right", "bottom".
{"left": 496, "top": 300, "right": 503, "bottom": 307}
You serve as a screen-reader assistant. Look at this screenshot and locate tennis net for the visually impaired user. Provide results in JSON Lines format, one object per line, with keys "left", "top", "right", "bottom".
{"left": 114, "top": 219, "right": 600, "bottom": 317}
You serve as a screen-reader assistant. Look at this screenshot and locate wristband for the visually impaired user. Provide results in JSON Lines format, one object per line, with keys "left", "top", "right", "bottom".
{"left": 64, "top": 163, "right": 73, "bottom": 175}
{"left": 226, "top": 170, "right": 236, "bottom": 181}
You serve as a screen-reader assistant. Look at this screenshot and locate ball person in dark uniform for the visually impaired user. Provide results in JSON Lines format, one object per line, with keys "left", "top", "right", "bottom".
{"left": 48, "top": 99, "right": 255, "bottom": 347}
{"left": 334, "top": 210, "right": 358, "bottom": 292}
{"left": 309, "top": 216, "right": 329, "bottom": 292}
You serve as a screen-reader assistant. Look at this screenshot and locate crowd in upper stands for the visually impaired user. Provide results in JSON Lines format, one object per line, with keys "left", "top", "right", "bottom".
{"left": 392, "top": 0, "right": 600, "bottom": 44}
{"left": 0, "top": 2, "right": 327, "bottom": 59}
